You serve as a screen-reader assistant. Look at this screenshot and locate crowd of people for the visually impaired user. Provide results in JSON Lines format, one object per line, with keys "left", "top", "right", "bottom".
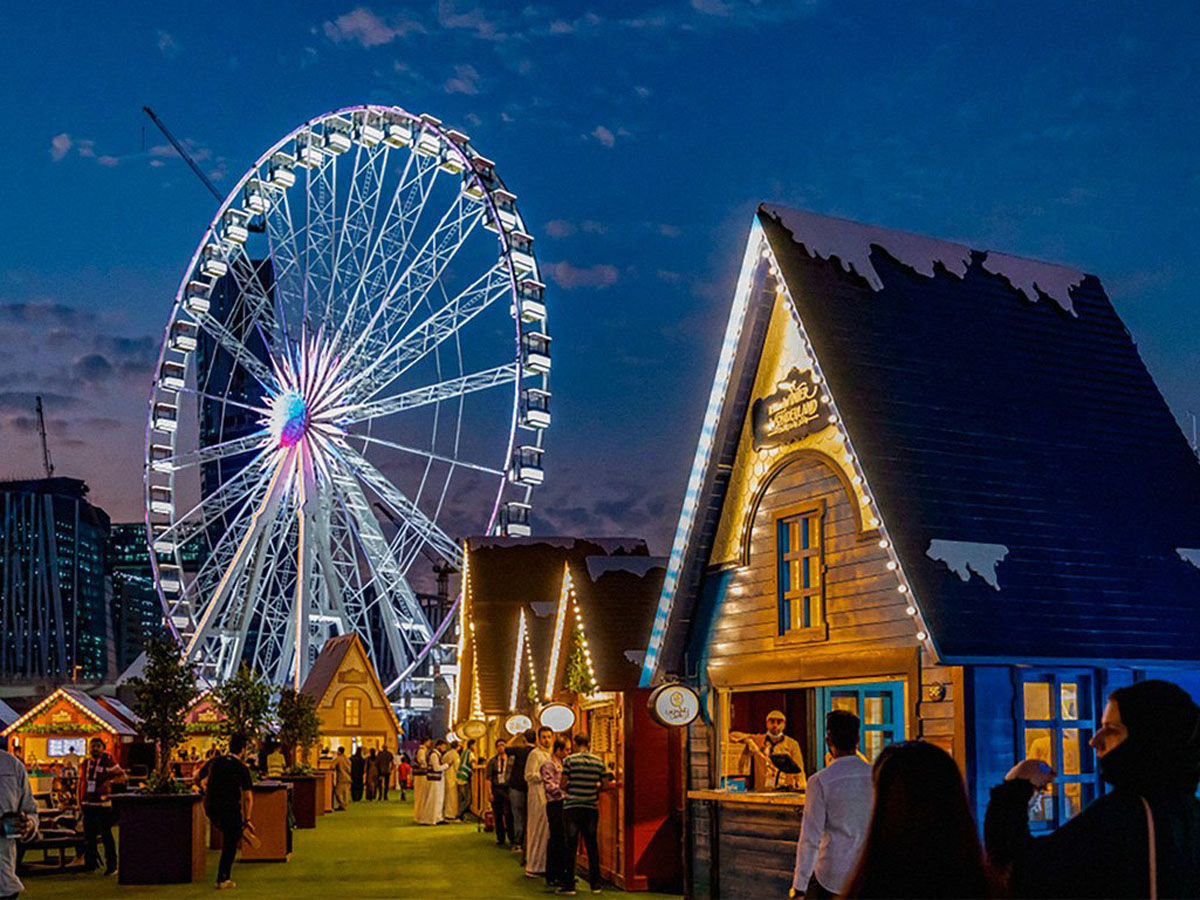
{"left": 484, "top": 727, "right": 613, "bottom": 896}
{"left": 412, "top": 737, "right": 475, "bottom": 825}
{"left": 787, "top": 678, "right": 1200, "bottom": 899}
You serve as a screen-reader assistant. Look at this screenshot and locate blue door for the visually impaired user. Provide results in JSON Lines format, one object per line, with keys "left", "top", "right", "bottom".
{"left": 815, "top": 681, "right": 905, "bottom": 766}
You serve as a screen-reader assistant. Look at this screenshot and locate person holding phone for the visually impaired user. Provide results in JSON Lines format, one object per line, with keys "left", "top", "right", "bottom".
{"left": 0, "top": 745, "right": 37, "bottom": 898}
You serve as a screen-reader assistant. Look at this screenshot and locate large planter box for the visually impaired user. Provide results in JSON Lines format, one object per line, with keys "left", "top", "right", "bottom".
{"left": 280, "top": 775, "right": 322, "bottom": 829}
{"left": 209, "top": 783, "right": 292, "bottom": 861}
{"left": 112, "top": 793, "right": 206, "bottom": 885}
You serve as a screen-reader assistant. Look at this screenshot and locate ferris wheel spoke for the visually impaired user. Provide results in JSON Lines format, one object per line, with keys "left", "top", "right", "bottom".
{"left": 348, "top": 432, "right": 503, "bottom": 477}
{"left": 347, "top": 257, "right": 510, "bottom": 403}
{"left": 334, "top": 442, "right": 462, "bottom": 568}
{"left": 331, "top": 362, "right": 517, "bottom": 426}
{"left": 176, "top": 385, "right": 270, "bottom": 419}
{"left": 326, "top": 142, "right": 386, "bottom": 326}
{"left": 184, "top": 455, "right": 294, "bottom": 665}
{"left": 153, "top": 431, "right": 269, "bottom": 472}
{"left": 338, "top": 190, "right": 486, "bottom": 382}
{"left": 337, "top": 150, "right": 442, "bottom": 350}
{"left": 326, "top": 465, "right": 430, "bottom": 649}
{"left": 155, "top": 448, "right": 274, "bottom": 542}
{"left": 265, "top": 188, "right": 306, "bottom": 336}
{"left": 303, "top": 154, "right": 339, "bottom": 326}
{"left": 190, "top": 309, "right": 276, "bottom": 389}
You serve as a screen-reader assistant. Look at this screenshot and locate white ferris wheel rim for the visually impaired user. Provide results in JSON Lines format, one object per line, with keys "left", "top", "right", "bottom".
{"left": 142, "top": 104, "right": 548, "bottom": 692}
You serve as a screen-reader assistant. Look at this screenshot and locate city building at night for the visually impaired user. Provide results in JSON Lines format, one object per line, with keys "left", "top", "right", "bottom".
{"left": 109, "top": 522, "right": 167, "bottom": 674}
{"left": 640, "top": 205, "right": 1200, "bottom": 897}
{"left": 0, "top": 477, "right": 114, "bottom": 682}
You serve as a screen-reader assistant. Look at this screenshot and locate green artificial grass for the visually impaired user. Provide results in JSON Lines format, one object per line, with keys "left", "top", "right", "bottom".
{"left": 25, "top": 796, "right": 682, "bottom": 900}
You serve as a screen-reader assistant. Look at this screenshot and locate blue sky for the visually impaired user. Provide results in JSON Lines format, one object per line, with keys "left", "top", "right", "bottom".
{"left": 1, "top": 0, "right": 1198, "bottom": 550}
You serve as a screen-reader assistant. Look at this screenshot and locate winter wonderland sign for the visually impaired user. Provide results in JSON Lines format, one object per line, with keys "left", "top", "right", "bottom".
{"left": 751, "top": 367, "right": 830, "bottom": 450}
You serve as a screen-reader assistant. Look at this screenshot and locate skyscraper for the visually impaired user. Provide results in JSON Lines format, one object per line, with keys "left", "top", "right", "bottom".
{"left": 109, "top": 522, "right": 166, "bottom": 674}
{"left": 0, "top": 478, "right": 113, "bottom": 681}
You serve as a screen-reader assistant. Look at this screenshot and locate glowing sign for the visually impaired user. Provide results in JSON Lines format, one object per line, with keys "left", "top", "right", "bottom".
{"left": 504, "top": 714, "right": 532, "bottom": 736}
{"left": 751, "top": 367, "right": 828, "bottom": 450}
{"left": 647, "top": 683, "right": 701, "bottom": 728}
{"left": 538, "top": 703, "right": 576, "bottom": 733}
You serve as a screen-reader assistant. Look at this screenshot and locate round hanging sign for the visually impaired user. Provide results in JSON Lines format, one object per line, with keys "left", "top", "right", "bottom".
{"left": 461, "top": 719, "right": 487, "bottom": 740}
{"left": 647, "top": 683, "right": 701, "bottom": 728}
{"left": 504, "top": 714, "right": 532, "bottom": 736}
{"left": 539, "top": 703, "right": 576, "bottom": 733}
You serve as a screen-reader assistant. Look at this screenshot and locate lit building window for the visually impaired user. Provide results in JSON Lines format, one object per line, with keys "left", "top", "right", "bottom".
{"left": 1020, "top": 672, "right": 1098, "bottom": 828}
{"left": 777, "top": 506, "right": 824, "bottom": 634}
{"left": 344, "top": 697, "right": 361, "bottom": 727}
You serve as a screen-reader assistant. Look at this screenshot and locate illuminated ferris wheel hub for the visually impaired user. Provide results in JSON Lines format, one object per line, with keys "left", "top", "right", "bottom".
{"left": 144, "top": 105, "right": 550, "bottom": 695}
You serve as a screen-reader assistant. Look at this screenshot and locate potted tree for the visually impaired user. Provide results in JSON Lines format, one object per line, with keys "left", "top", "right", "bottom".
{"left": 114, "top": 637, "right": 206, "bottom": 884}
{"left": 275, "top": 688, "right": 324, "bottom": 828}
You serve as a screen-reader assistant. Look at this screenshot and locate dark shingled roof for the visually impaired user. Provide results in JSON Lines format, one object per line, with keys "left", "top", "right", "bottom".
{"left": 568, "top": 557, "right": 665, "bottom": 692}
{"left": 466, "top": 537, "right": 649, "bottom": 715}
{"left": 650, "top": 204, "right": 1200, "bottom": 676}
{"left": 300, "top": 634, "right": 358, "bottom": 704}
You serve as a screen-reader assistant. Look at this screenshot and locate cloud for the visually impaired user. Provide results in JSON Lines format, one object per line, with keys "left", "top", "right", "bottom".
{"left": 548, "top": 20, "right": 574, "bottom": 34}
{"left": 549, "top": 261, "right": 619, "bottom": 290}
{"left": 437, "top": 1, "right": 507, "bottom": 40}
{"left": 50, "top": 133, "right": 72, "bottom": 162}
{"left": 544, "top": 220, "right": 577, "bottom": 238}
{"left": 591, "top": 125, "right": 616, "bottom": 148}
{"left": 658, "top": 223, "right": 681, "bottom": 237}
{"left": 443, "top": 63, "right": 480, "bottom": 94}
{"left": 72, "top": 354, "right": 114, "bottom": 383}
{"left": 0, "top": 302, "right": 97, "bottom": 326}
{"left": 323, "top": 7, "right": 420, "bottom": 47}
{"left": 97, "top": 156, "right": 120, "bottom": 167}
{"left": 76, "top": 140, "right": 95, "bottom": 158}
{"left": 0, "top": 392, "right": 80, "bottom": 413}
{"left": 635, "top": 85, "right": 651, "bottom": 97}
{"left": 156, "top": 30, "right": 179, "bottom": 57}
{"left": 691, "top": 0, "right": 732, "bottom": 13}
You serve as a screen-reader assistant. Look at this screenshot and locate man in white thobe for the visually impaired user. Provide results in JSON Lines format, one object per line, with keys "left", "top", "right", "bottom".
{"left": 791, "top": 710, "right": 873, "bottom": 899}
{"left": 523, "top": 726, "right": 554, "bottom": 877}
{"left": 0, "top": 748, "right": 38, "bottom": 897}
{"left": 415, "top": 741, "right": 448, "bottom": 825}
{"left": 442, "top": 743, "right": 461, "bottom": 820}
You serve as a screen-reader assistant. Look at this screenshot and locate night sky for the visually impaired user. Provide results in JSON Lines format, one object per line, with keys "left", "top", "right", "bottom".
{"left": 2, "top": 0, "right": 1198, "bottom": 552}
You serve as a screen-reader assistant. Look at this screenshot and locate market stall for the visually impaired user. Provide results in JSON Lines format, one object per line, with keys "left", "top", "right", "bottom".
{"left": 541, "top": 555, "right": 682, "bottom": 893}
{"left": 301, "top": 633, "right": 402, "bottom": 760}
{"left": 640, "top": 204, "right": 1200, "bottom": 897}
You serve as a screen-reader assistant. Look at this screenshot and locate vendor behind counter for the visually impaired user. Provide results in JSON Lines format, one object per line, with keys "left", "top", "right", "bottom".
{"left": 730, "top": 708, "right": 806, "bottom": 791}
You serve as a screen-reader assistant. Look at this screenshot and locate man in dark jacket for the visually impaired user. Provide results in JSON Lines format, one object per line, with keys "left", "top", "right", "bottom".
{"left": 986, "top": 679, "right": 1200, "bottom": 898}
{"left": 205, "top": 734, "right": 254, "bottom": 890}
{"left": 507, "top": 730, "right": 535, "bottom": 853}
{"left": 486, "top": 739, "right": 513, "bottom": 846}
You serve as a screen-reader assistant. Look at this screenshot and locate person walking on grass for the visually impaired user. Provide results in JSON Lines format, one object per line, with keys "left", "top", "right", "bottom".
{"left": 376, "top": 744, "right": 394, "bottom": 801}
{"left": 507, "top": 730, "right": 533, "bottom": 855}
{"left": 558, "top": 734, "right": 612, "bottom": 896}
{"left": 487, "top": 739, "right": 512, "bottom": 846}
{"left": 333, "top": 746, "right": 351, "bottom": 811}
{"left": 525, "top": 726, "right": 554, "bottom": 878}
{"left": 365, "top": 748, "right": 379, "bottom": 801}
{"left": 205, "top": 734, "right": 255, "bottom": 891}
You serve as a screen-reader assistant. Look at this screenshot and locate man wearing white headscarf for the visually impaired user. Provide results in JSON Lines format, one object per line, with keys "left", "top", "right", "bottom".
{"left": 523, "top": 726, "right": 554, "bottom": 877}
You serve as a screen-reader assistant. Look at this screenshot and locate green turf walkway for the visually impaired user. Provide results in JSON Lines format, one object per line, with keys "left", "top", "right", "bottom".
{"left": 25, "top": 796, "right": 681, "bottom": 899}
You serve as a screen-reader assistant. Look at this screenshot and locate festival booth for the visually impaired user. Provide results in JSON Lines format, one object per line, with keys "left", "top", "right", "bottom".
{"left": 300, "top": 633, "right": 401, "bottom": 820}
{"left": 453, "top": 537, "right": 652, "bottom": 821}
{"left": 2, "top": 687, "right": 138, "bottom": 776}
{"left": 179, "top": 693, "right": 224, "bottom": 772}
{"left": 640, "top": 204, "right": 1200, "bottom": 897}
{"left": 539, "top": 555, "right": 683, "bottom": 893}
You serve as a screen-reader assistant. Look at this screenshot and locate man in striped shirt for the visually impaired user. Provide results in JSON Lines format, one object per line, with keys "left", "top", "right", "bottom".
{"left": 557, "top": 734, "right": 612, "bottom": 895}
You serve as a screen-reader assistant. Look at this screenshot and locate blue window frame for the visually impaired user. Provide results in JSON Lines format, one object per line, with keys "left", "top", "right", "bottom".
{"left": 816, "top": 681, "right": 905, "bottom": 765}
{"left": 776, "top": 504, "right": 824, "bottom": 635}
{"left": 1017, "top": 670, "right": 1099, "bottom": 829}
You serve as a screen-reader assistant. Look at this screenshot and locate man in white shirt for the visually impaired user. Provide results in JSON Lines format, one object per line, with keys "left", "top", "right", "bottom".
{"left": 791, "top": 710, "right": 873, "bottom": 899}
{"left": 0, "top": 747, "right": 38, "bottom": 898}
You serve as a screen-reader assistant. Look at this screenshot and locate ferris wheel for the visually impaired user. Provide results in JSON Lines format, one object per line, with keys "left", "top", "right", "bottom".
{"left": 144, "top": 105, "right": 550, "bottom": 692}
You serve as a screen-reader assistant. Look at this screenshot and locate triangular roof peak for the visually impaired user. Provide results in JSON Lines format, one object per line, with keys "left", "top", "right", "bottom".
{"left": 761, "top": 203, "right": 1086, "bottom": 314}
{"left": 642, "top": 205, "right": 1200, "bottom": 685}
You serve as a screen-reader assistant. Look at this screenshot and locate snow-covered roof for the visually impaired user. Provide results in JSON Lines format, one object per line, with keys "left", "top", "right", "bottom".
{"left": 762, "top": 203, "right": 1085, "bottom": 315}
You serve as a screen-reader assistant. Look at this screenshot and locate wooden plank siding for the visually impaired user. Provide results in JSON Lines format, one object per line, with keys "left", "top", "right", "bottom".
{"left": 708, "top": 453, "right": 921, "bottom": 670}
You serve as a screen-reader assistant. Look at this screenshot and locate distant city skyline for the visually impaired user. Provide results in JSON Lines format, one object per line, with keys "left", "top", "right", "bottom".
{"left": 3, "top": 0, "right": 1199, "bottom": 553}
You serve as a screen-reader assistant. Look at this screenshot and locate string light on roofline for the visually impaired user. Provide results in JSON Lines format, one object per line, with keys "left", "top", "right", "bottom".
{"left": 769, "top": 243, "right": 936, "bottom": 653}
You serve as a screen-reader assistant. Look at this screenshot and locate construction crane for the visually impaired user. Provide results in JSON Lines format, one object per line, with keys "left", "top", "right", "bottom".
{"left": 142, "top": 106, "right": 223, "bottom": 203}
{"left": 35, "top": 396, "right": 54, "bottom": 478}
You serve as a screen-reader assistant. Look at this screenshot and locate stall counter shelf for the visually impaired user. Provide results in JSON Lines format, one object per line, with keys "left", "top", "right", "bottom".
{"left": 686, "top": 789, "right": 805, "bottom": 807}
